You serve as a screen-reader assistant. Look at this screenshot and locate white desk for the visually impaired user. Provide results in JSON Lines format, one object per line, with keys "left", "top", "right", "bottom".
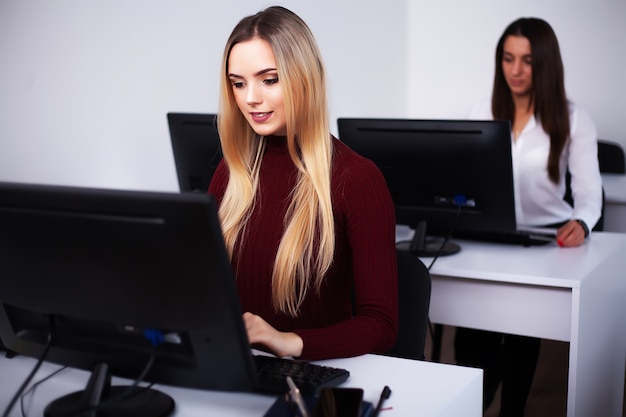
{"left": 399, "top": 226, "right": 626, "bottom": 417}
{"left": 0, "top": 353, "right": 482, "bottom": 417}
{"left": 602, "top": 173, "right": 626, "bottom": 233}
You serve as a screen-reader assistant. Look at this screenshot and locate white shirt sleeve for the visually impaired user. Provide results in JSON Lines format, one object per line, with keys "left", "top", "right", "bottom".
{"left": 565, "top": 106, "right": 603, "bottom": 229}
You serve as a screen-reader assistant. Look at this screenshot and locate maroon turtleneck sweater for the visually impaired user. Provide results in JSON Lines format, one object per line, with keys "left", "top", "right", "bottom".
{"left": 208, "top": 136, "right": 398, "bottom": 360}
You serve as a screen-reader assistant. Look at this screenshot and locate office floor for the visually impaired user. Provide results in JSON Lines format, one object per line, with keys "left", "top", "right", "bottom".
{"left": 425, "top": 325, "right": 626, "bottom": 417}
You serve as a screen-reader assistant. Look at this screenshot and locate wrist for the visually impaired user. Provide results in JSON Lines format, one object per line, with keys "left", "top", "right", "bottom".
{"left": 574, "top": 219, "right": 589, "bottom": 238}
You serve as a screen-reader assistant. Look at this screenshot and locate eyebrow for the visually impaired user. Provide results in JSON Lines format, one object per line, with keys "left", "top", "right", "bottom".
{"left": 228, "top": 68, "right": 278, "bottom": 78}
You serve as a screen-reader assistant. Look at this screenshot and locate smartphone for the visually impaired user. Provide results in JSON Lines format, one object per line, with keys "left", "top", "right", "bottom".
{"left": 314, "top": 387, "right": 364, "bottom": 417}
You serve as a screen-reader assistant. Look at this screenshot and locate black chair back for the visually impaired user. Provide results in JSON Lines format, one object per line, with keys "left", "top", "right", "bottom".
{"left": 598, "top": 140, "right": 626, "bottom": 174}
{"left": 385, "top": 249, "right": 431, "bottom": 360}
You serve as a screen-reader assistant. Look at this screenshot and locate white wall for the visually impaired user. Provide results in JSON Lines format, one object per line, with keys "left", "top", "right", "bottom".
{"left": 0, "top": 0, "right": 406, "bottom": 191}
{"left": 408, "top": 0, "right": 626, "bottom": 145}
{"left": 0, "top": 1, "right": 623, "bottom": 192}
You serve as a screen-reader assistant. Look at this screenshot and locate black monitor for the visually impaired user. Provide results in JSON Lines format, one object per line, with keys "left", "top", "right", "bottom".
{"left": 0, "top": 182, "right": 258, "bottom": 416}
{"left": 167, "top": 112, "right": 222, "bottom": 193}
{"left": 338, "top": 118, "right": 515, "bottom": 256}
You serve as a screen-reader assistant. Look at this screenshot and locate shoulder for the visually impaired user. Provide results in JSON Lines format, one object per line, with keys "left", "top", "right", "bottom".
{"left": 332, "top": 137, "right": 384, "bottom": 183}
{"left": 331, "top": 138, "right": 395, "bottom": 224}
{"left": 567, "top": 102, "right": 597, "bottom": 137}
{"left": 331, "top": 137, "right": 392, "bottom": 205}
{"left": 568, "top": 102, "right": 595, "bottom": 125}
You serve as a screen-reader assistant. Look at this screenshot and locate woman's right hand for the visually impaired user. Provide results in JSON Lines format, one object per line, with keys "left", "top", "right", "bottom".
{"left": 242, "top": 312, "right": 304, "bottom": 358}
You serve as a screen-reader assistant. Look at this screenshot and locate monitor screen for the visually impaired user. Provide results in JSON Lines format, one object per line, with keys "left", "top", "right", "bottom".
{"left": 338, "top": 118, "right": 515, "bottom": 256}
{"left": 0, "top": 182, "right": 258, "bottom": 415}
{"left": 167, "top": 112, "right": 222, "bottom": 193}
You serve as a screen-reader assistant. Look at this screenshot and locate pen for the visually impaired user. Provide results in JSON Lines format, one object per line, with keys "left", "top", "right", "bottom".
{"left": 286, "top": 376, "right": 310, "bottom": 417}
{"left": 372, "top": 385, "right": 391, "bottom": 417}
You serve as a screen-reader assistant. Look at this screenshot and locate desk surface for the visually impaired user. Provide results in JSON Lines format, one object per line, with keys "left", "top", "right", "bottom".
{"left": 0, "top": 353, "right": 482, "bottom": 417}
{"left": 398, "top": 225, "right": 626, "bottom": 288}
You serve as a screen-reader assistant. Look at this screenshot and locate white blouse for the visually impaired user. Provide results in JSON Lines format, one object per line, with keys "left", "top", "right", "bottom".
{"left": 469, "top": 100, "right": 603, "bottom": 230}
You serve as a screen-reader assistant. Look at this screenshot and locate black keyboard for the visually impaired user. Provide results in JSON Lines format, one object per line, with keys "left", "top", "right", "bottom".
{"left": 455, "top": 229, "right": 555, "bottom": 246}
{"left": 253, "top": 354, "right": 350, "bottom": 395}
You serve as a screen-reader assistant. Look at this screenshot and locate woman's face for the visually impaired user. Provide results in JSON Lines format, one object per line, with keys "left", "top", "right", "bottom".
{"left": 502, "top": 35, "right": 533, "bottom": 98}
{"left": 228, "top": 37, "right": 287, "bottom": 137}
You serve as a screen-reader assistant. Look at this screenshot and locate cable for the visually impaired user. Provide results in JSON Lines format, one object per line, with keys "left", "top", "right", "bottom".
{"left": 20, "top": 366, "right": 68, "bottom": 417}
{"left": 426, "top": 203, "right": 463, "bottom": 272}
{"left": 1, "top": 327, "right": 53, "bottom": 417}
{"left": 62, "top": 343, "right": 158, "bottom": 417}
{"left": 425, "top": 204, "right": 463, "bottom": 346}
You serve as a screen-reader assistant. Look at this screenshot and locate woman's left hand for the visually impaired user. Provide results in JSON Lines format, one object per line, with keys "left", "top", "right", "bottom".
{"left": 556, "top": 220, "right": 586, "bottom": 248}
{"left": 242, "top": 312, "right": 304, "bottom": 358}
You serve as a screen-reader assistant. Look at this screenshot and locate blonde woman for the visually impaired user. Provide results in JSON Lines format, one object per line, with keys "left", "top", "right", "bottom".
{"left": 208, "top": 6, "right": 398, "bottom": 360}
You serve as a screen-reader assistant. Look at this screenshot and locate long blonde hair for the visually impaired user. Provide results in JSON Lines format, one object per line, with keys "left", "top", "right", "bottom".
{"left": 217, "top": 6, "right": 334, "bottom": 317}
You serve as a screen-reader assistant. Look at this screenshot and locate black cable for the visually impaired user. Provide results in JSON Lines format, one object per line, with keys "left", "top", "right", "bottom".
{"left": 62, "top": 345, "right": 158, "bottom": 417}
{"left": 425, "top": 204, "right": 463, "bottom": 344}
{"left": 20, "top": 366, "right": 68, "bottom": 417}
{"left": 1, "top": 327, "right": 53, "bottom": 417}
{"left": 426, "top": 204, "right": 463, "bottom": 272}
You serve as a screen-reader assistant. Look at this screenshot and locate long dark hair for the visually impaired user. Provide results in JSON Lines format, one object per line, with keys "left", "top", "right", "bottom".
{"left": 492, "top": 17, "right": 569, "bottom": 183}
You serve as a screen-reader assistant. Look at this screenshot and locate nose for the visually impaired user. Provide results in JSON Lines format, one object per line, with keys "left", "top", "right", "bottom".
{"left": 246, "top": 83, "right": 262, "bottom": 105}
{"left": 511, "top": 59, "right": 523, "bottom": 75}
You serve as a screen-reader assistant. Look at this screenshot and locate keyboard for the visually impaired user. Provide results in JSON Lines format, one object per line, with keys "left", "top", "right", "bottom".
{"left": 253, "top": 354, "right": 350, "bottom": 395}
{"left": 455, "top": 229, "right": 555, "bottom": 246}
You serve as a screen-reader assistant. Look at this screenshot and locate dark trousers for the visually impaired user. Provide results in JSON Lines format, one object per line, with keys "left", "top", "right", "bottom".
{"left": 454, "top": 327, "right": 540, "bottom": 417}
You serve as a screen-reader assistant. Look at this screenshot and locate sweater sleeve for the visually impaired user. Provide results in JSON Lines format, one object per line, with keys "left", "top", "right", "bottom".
{"left": 295, "top": 154, "right": 399, "bottom": 360}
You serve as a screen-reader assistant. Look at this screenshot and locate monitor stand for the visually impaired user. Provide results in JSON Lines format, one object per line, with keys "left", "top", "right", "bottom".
{"left": 396, "top": 220, "right": 460, "bottom": 257}
{"left": 44, "top": 363, "right": 175, "bottom": 417}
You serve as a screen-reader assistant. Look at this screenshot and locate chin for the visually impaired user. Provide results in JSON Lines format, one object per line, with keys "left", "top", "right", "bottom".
{"left": 509, "top": 86, "right": 531, "bottom": 96}
{"left": 252, "top": 127, "right": 280, "bottom": 137}
{"left": 250, "top": 124, "right": 286, "bottom": 137}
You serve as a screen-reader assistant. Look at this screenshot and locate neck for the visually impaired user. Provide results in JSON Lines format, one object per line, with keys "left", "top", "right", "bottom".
{"left": 512, "top": 94, "right": 533, "bottom": 115}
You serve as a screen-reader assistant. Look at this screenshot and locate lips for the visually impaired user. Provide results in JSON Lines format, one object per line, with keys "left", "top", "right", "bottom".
{"left": 250, "top": 112, "right": 272, "bottom": 122}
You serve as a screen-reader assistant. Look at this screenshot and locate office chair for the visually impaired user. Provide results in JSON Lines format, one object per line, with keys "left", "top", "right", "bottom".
{"left": 384, "top": 249, "right": 432, "bottom": 361}
{"left": 598, "top": 140, "right": 626, "bottom": 174}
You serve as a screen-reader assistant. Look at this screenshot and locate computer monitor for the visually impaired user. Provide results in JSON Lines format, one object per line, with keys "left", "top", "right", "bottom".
{"left": 0, "top": 182, "right": 258, "bottom": 416}
{"left": 167, "top": 112, "right": 222, "bottom": 193}
{"left": 338, "top": 118, "right": 515, "bottom": 256}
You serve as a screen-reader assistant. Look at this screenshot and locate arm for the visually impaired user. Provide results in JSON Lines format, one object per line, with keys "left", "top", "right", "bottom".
{"left": 295, "top": 154, "right": 399, "bottom": 359}
{"left": 565, "top": 106, "right": 603, "bottom": 237}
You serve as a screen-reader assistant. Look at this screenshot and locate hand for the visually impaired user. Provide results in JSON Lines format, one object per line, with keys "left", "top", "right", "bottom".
{"left": 242, "top": 312, "right": 303, "bottom": 358}
{"left": 556, "top": 220, "right": 586, "bottom": 248}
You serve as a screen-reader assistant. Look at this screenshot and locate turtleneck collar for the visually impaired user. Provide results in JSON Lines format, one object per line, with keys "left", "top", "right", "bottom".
{"left": 265, "top": 135, "right": 288, "bottom": 150}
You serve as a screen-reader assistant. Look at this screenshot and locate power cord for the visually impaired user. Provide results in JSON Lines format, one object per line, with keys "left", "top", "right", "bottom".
{"left": 20, "top": 366, "right": 68, "bottom": 417}
{"left": 1, "top": 322, "right": 53, "bottom": 417}
{"left": 424, "top": 204, "right": 463, "bottom": 350}
{"left": 61, "top": 332, "right": 160, "bottom": 417}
